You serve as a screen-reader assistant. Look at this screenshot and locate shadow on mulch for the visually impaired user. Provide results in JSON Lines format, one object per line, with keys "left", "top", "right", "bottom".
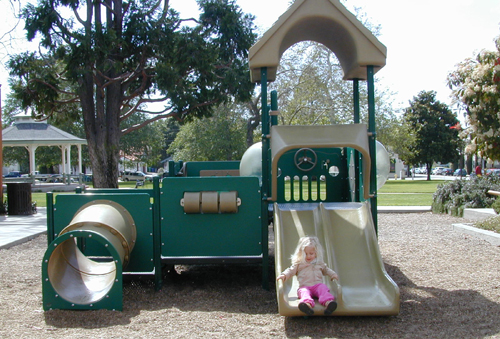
{"left": 44, "top": 263, "right": 278, "bottom": 329}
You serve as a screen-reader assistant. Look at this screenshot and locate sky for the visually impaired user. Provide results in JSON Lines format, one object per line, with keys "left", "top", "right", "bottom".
{"left": 1, "top": 0, "right": 500, "bottom": 114}
{"left": 171, "top": 0, "right": 500, "bottom": 112}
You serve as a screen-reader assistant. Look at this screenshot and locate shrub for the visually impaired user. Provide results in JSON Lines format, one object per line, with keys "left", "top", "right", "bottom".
{"left": 492, "top": 197, "right": 500, "bottom": 214}
{"left": 474, "top": 215, "right": 500, "bottom": 233}
{"left": 0, "top": 198, "right": 6, "bottom": 215}
{"left": 432, "top": 176, "right": 500, "bottom": 217}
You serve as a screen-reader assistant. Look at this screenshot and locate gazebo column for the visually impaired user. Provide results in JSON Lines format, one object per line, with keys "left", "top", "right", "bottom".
{"left": 25, "top": 145, "right": 38, "bottom": 175}
{"left": 59, "top": 146, "right": 63, "bottom": 173}
{"left": 66, "top": 145, "right": 71, "bottom": 174}
{"left": 59, "top": 145, "right": 66, "bottom": 174}
{"left": 77, "top": 144, "right": 82, "bottom": 175}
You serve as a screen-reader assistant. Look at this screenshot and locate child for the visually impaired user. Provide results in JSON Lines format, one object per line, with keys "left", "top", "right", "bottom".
{"left": 277, "top": 236, "right": 339, "bottom": 316}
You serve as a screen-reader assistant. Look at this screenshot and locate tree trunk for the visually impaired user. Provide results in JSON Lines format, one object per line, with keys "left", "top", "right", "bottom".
{"left": 74, "top": 0, "right": 123, "bottom": 188}
{"left": 80, "top": 77, "right": 121, "bottom": 189}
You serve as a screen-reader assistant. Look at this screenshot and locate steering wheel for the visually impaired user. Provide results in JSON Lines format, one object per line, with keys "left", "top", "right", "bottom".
{"left": 294, "top": 148, "right": 318, "bottom": 172}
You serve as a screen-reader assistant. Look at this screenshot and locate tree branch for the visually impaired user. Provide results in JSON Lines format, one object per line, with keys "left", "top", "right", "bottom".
{"left": 27, "top": 78, "right": 78, "bottom": 97}
{"left": 121, "top": 111, "right": 177, "bottom": 135}
{"left": 71, "top": 2, "right": 87, "bottom": 27}
{"left": 120, "top": 95, "right": 171, "bottom": 122}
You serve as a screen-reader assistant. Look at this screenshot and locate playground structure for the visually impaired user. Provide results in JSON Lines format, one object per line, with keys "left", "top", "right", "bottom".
{"left": 42, "top": 0, "right": 400, "bottom": 316}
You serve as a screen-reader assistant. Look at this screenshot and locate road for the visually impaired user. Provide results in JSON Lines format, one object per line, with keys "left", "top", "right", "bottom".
{"left": 392, "top": 173, "right": 469, "bottom": 181}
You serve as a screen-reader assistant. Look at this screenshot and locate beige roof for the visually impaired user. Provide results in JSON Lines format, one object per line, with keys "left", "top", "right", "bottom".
{"left": 2, "top": 114, "right": 86, "bottom": 147}
{"left": 249, "top": 0, "right": 387, "bottom": 82}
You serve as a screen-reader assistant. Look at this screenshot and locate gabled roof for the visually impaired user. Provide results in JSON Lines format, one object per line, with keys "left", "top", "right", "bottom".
{"left": 249, "top": 0, "right": 387, "bottom": 82}
{"left": 2, "top": 114, "right": 86, "bottom": 147}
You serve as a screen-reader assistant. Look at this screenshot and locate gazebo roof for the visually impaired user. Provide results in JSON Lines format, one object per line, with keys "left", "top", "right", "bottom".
{"left": 2, "top": 113, "right": 87, "bottom": 147}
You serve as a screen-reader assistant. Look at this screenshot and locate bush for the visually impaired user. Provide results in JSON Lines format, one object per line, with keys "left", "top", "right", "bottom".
{"left": 492, "top": 197, "right": 500, "bottom": 214}
{"left": 0, "top": 198, "right": 6, "bottom": 215}
{"left": 474, "top": 215, "right": 500, "bottom": 233}
{"left": 432, "top": 176, "right": 500, "bottom": 217}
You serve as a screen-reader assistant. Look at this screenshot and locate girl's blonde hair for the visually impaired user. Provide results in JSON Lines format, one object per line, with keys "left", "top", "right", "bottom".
{"left": 291, "top": 236, "right": 324, "bottom": 265}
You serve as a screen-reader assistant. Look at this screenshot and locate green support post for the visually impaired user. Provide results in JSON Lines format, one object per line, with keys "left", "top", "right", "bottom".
{"left": 271, "top": 90, "right": 278, "bottom": 127}
{"left": 367, "top": 66, "right": 378, "bottom": 233}
{"left": 46, "top": 192, "right": 54, "bottom": 244}
{"left": 261, "top": 67, "right": 270, "bottom": 290}
{"left": 153, "top": 177, "right": 162, "bottom": 291}
{"left": 353, "top": 79, "right": 361, "bottom": 202}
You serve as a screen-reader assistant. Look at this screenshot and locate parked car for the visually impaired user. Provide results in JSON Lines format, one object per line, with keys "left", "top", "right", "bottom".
{"left": 121, "top": 171, "right": 146, "bottom": 181}
{"left": 46, "top": 174, "right": 64, "bottom": 183}
{"left": 432, "top": 167, "right": 446, "bottom": 175}
{"left": 414, "top": 167, "right": 427, "bottom": 174}
{"left": 442, "top": 168, "right": 453, "bottom": 176}
{"left": 45, "top": 174, "right": 76, "bottom": 183}
{"left": 4, "top": 171, "right": 21, "bottom": 178}
{"left": 145, "top": 173, "right": 160, "bottom": 181}
{"left": 486, "top": 169, "right": 500, "bottom": 177}
{"left": 454, "top": 168, "right": 467, "bottom": 176}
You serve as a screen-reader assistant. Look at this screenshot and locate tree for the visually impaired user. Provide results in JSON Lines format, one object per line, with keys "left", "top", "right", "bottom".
{"left": 447, "top": 35, "right": 500, "bottom": 161}
{"left": 402, "top": 91, "right": 460, "bottom": 180}
{"left": 8, "top": 0, "right": 256, "bottom": 187}
{"left": 119, "top": 113, "right": 165, "bottom": 169}
{"left": 157, "top": 117, "right": 180, "bottom": 163}
{"left": 168, "top": 102, "right": 247, "bottom": 161}
{"left": 262, "top": 41, "right": 402, "bottom": 154}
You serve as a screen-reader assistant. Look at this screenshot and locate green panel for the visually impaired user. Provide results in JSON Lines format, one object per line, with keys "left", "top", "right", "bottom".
{"left": 276, "top": 147, "right": 349, "bottom": 203}
{"left": 184, "top": 161, "right": 240, "bottom": 177}
{"left": 52, "top": 193, "right": 155, "bottom": 273}
{"left": 160, "top": 176, "right": 262, "bottom": 258}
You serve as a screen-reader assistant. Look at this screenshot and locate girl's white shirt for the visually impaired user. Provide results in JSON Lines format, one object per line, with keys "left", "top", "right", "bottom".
{"left": 280, "top": 260, "right": 337, "bottom": 288}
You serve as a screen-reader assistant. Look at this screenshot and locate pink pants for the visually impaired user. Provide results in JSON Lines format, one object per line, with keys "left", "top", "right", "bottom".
{"left": 297, "top": 283, "right": 335, "bottom": 308}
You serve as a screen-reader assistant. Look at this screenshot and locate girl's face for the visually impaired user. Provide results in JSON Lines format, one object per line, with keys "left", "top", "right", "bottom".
{"left": 304, "top": 245, "right": 317, "bottom": 263}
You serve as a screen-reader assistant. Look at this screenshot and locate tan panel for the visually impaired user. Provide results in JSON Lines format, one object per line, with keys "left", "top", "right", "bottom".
{"left": 199, "top": 169, "right": 240, "bottom": 177}
{"left": 249, "top": 0, "right": 386, "bottom": 82}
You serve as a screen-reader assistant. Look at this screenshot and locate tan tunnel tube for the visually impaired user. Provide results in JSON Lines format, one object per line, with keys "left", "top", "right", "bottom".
{"left": 47, "top": 200, "right": 136, "bottom": 305}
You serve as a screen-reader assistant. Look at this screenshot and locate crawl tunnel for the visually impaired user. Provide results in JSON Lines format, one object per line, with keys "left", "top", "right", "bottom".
{"left": 42, "top": 200, "right": 136, "bottom": 310}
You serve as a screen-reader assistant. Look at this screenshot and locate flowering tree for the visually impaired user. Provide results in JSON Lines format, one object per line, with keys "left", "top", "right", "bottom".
{"left": 447, "top": 35, "right": 500, "bottom": 161}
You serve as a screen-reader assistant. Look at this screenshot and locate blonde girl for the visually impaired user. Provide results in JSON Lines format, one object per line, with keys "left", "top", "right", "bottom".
{"left": 277, "top": 236, "right": 339, "bottom": 316}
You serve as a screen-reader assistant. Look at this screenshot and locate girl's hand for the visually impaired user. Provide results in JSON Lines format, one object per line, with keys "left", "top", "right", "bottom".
{"left": 331, "top": 273, "right": 339, "bottom": 281}
{"left": 277, "top": 274, "right": 286, "bottom": 281}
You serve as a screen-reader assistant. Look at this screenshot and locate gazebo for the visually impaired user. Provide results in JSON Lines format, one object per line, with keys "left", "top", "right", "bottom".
{"left": 2, "top": 112, "right": 87, "bottom": 175}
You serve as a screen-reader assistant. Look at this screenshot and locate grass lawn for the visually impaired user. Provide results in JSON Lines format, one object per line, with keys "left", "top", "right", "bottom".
{"left": 378, "top": 179, "right": 444, "bottom": 193}
{"left": 377, "top": 179, "right": 445, "bottom": 206}
{"left": 30, "top": 180, "right": 156, "bottom": 208}
{"left": 28, "top": 179, "right": 444, "bottom": 208}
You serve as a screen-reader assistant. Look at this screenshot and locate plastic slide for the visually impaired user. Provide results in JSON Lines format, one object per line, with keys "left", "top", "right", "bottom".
{"left": 274, "top": 201, "right": 400, "bottom": 316}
